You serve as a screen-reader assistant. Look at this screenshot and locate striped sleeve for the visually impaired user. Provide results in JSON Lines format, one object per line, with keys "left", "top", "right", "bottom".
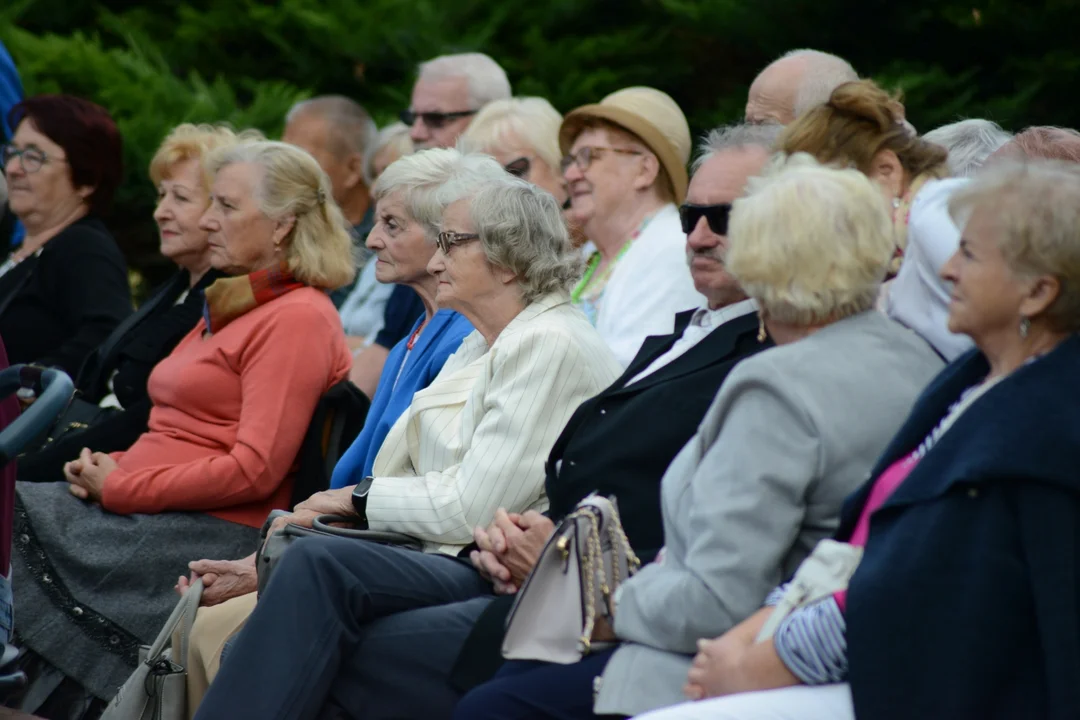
{"left": 772, "top": 596, "right": 849, "bottom": 685}
{"left": 764, "top": 583, "right": 789, "bottom": 606}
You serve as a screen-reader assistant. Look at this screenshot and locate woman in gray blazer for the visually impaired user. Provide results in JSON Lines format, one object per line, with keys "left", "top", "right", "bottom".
{"left": 452, "top": 154, "right": 944, "bottom": 720}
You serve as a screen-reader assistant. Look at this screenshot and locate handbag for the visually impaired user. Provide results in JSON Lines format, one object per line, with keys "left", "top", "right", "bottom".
{"left": 501, "top": 494, "right": 640, "bottom": 664}
{"left": 254, "top": 510, "right": 423, "bottom": 595}
{"left": 100, "top": 578, "right": 203, "bottom": 720}
{"left": 755, "top": 538, "right": 863, "bottom": 642}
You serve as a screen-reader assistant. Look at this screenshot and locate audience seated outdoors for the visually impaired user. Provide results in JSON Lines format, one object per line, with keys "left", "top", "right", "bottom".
{"left": 0, "top": 94, "right": 132, "bottom": 375}
{"left": 349, "top": 52, "right": 510, "bottom": 398}
{"left": 177, "top": 148, "right": 490, "bottom": 709}
{"left": 450, "top": 153, "right": 943, "bottom": 720}
{"left": 744, "top": 49, "right": 858, "bottom": 126}
{"left": 561, "top": 87, "right": 704, "bottom": 366}
{"left": 10, "top": 140, "right": 354, "bottom": 711}
{"left": 191, "top": 163, "right": 624, "bottom": 720}
{"left": 637, "top": 159, "right": 1080, "bottom": 720}
{"left": 17, "top": 122, "right": 261, "bottom": 483}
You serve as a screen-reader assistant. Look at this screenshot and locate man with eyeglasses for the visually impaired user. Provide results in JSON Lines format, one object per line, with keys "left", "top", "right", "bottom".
{"left": 401, "top": 53, "right": 511, "bottom": 150}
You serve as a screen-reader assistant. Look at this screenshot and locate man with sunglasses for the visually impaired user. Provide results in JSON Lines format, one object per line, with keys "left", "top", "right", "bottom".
{"left": 401, "top": 53, "right": 511, "bottom": 150}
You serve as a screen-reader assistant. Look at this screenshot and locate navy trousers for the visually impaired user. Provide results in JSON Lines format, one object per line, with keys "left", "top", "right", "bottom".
{"left": 452, "top": 648, "right": 623, "bottom": 720}
{"left": 194, "top": 536, "right": 493, "bottom": 720}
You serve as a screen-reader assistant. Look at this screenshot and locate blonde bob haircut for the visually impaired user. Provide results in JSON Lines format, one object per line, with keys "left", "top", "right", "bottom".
{"left": 459, "top": 97, "right": 564, "bottom": 176}
{"left": 206, "top": 140, "right": 355, "bottom": 290}
{"left": 948, "top": 160, "right": 1080, "bottom": 333}
{"left": 149, "top": 123, "right": 265, "bottom": 188}
{"left": 727, "top": 153, "right": 894, "bottom": 325}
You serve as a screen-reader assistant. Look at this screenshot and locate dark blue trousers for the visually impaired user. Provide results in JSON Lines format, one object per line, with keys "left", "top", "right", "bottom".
{"left": 452, "top": 648, "right": 623, "bottom": 720}
{"left": 194, "top": 536, "right": 493, "bottom": 720}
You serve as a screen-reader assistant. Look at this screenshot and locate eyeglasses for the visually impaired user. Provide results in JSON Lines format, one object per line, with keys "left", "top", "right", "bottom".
{"left": 1, "top": 144, "right": 65, "bottom": 174}
{"left": 503, "top": 156, "right": 531, "bottom": 178}
{"left": 560, "top": 146, "right": 643, "bottom": 175}
{"left": 399, "top": 109, "right": 478, "bottom": 130}
{"left": 679, "top": 203, "right": 732, "bottom": 236}
{"left": 436, "top": 231, "right": 480, "bottom": 254}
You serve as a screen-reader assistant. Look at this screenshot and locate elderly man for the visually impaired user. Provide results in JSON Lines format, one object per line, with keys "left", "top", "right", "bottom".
{"left": 238, "top": 124, "right": 778, "bottom": 720}
{"left": 922, "top": 119, "right": 1013, "bottom": 177}
{"left": 402, "top": 52, "right": 511, "bottom": 150}
{"left": 745, "top": 49, "right": 857, "bottom": 125}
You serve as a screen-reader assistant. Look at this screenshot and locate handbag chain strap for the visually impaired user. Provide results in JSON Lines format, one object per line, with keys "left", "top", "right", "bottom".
{"left": 572, "top": 502, "right": 642, "bottom": 654}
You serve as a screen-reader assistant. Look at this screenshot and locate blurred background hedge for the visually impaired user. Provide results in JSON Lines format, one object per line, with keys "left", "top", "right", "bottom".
{"left": 3, "top": 0, "right": 1079, "bottom": 295}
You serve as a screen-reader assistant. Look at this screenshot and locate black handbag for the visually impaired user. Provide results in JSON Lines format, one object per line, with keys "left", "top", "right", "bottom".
{"left": 254, "top": 510, "right": 422, "bottom": 594}
{"left": 20, "top": 393, "right": 117, "bottom": 457}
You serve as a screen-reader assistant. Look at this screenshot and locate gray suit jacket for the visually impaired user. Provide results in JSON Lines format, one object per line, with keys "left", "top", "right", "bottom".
{"left": 594, "top": 311, "right": 944, "bottom": 715}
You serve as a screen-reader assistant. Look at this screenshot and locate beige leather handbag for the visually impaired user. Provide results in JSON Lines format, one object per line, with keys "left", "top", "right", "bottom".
{"left": 501, "top": 494, "right": 640, "bottom": 664}
{"left": 100, "top": 578, "right": 203, "bottom": 720}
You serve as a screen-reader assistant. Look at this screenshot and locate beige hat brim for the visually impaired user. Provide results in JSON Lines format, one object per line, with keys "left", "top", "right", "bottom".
{"left": 559, "top": 104, "right": 688, "bottom": 204}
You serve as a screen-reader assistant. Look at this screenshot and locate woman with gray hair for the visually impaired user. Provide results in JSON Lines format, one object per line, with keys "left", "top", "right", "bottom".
{"left": 192, "top": 166, "right": 623, "bottom": 720}
{"left": 638, "top": 158, "right": 1080, "bottom": 720}
{"left": 452, "top": 154, "right": 942, "bottom": 720}
{"left": 10, "top": 140, "right": 355, "bottom": 711}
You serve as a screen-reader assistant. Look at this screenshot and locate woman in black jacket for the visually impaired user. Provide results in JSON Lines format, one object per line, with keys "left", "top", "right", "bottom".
{"left": 0, "top": 94, "right": 131, "bottom": 375}
{"left": 17, "top": 123, "right": 262, "bottom": 482}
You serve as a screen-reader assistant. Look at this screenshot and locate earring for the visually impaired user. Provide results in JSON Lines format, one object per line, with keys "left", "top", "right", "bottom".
{"left": 757, "top": 316, "right": 768, "bottom": 342}
{"left": 1019, "top": 316, "right": 1031, "bottom": 338}
{"left": 892, "top": 197, "right": 902, "bottom": 209}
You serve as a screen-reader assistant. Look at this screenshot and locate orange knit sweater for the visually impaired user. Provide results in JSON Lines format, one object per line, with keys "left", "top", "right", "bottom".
{"left": 100, "top": 288, "right": 351, "bottom": 527}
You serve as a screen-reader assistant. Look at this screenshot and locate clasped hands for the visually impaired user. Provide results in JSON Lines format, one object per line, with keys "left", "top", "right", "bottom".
{"left": 63, "top": 447, "right": 117, "bottom": 502}
{"left": 469, "top": 508, "right": 553, "bottom": 595}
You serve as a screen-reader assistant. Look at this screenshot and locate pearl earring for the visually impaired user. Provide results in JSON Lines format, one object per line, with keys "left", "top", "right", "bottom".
{"left": 892, "top": 197, "right": 902, "bottom": 209}
{"left": 1019, "top": 317, "right": 1031, "bottom": 338}
{"left": 757, "top": 316, "right": 768, "bottom": 343}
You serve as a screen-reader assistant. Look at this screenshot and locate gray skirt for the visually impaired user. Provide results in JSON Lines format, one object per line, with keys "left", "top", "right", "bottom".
{"left": 11, "top": 481, "right": 261, "bottom": 700}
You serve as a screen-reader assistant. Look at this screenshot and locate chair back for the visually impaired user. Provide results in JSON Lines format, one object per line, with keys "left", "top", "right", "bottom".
{"left": 290, "top": 380, "right": 370, "bottom": 508}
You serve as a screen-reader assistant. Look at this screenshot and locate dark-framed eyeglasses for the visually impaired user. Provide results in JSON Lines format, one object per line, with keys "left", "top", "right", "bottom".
{"left": 559, "top": 146, "right": 643, "bottom": 175}
{"left": 436, "top": 231, "right": 481, "bottom": 254}
{"left": 399, "top": 109, "right": 478, "bottom": 130}
{"left": 679, "top": 203, "right": 732, "bottom": 236}
{"left": 1, "top": 144, "right": 63, "bottom": 174}
{"left": 503, "top": 156, "right": 531, "bottom": 178}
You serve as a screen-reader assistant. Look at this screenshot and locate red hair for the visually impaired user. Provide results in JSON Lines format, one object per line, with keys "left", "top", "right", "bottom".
{"left": 8, "top": 94, "right": 123, "bottom": 215}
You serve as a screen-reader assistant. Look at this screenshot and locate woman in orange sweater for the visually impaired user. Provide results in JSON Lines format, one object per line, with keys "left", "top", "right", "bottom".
{"left": 10, "top": 140, "right": 354, "bottom": 710}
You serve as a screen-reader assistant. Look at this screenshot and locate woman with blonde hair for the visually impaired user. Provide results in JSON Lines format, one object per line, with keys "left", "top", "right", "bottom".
{"left": 11, "top": 140, "right": 354, "bottom": 712}
{"left": 18, "top": 122, "right": 262, "bottom": 482}
{"left": 778, "top": 79, "right": 970, "bottom": 360}
{"left": 449, "top": 155, "right": 942, "bottom": 720}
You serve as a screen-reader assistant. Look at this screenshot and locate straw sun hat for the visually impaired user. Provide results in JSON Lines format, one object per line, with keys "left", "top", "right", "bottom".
{"left": 559, "top": 86, "right": 692, "bottom": 203}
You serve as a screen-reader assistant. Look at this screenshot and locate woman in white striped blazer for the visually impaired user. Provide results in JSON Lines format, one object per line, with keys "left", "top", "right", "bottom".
{"left": 193, "top": 157, "right": 622, "bottom": 720}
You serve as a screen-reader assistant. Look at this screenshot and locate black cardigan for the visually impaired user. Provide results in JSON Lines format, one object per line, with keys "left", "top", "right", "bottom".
{"left": 0, "top": 215, "right": 132, "bottom": 376}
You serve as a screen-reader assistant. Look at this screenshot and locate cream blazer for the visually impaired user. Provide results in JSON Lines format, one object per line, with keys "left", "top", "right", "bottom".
{"left": 366, "top": 292, "right": 622, "bottom": 554}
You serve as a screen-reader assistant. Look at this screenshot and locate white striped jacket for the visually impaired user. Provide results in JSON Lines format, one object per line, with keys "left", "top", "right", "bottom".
{"left": 366, "top": 292, "right": 622, "bottom": 555}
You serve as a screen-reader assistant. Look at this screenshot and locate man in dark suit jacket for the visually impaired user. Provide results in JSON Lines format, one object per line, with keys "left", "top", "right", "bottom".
{"left": 260, "top": 124, "right": 783, "bottom": 720}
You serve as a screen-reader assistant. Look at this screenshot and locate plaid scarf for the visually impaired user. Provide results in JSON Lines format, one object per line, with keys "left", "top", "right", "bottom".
{"left": 202, "top": 263, "right": 307, "bottom": 334}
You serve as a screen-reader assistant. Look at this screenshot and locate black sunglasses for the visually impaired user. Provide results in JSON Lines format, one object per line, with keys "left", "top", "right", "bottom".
{"left": 399, "top": 109, "right": 478, "bottom": 130}
{"left": 679, "top": 203, "right": 732, "bottom": 236}
{"left": 504, "top": 156, "right": 531, "bottom": 178}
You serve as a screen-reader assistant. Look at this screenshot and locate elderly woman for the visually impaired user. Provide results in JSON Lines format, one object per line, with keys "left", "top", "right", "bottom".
{"left": 776, "top": 80, "right": 966, "bottom": 361}
{"left": 0, "top": 94, "right": 131, "bottom": 375}
{"left": 636, "top": 159, "right": 1080, "bottom": 720}
{"left": 11, "top": 140, "right": 354, "bottom": 709}
{"left": 192, "top": 164, "right": 623, "bottom": 720}
{"left": 460, "top": 97, "right": 567, "bottom": 204}
{"left": 17, "top": 123, "right": 262, "bottom": 483}
{"left": 561, "top": 87, "right": 704, "bottom": 366}
{"left": 450, "top": 155, "right": 943, "bottom": 720}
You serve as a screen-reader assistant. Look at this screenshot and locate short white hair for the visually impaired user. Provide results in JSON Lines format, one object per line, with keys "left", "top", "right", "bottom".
{"left": 286, "top": 95, "right": 378, "bottom": 158}
{"left": 372, "top": 148, "right": 507, "bottom": 242}
{"left": 458, "top": 97, "right": 563, "bottom": 175}
{"left": 727, "top": 153, "right": 894, "bottom": 325}
{"left": 362, "top": 122, "right": 414, "bottom": 186}
{"left": 692, "top": 123, "right": 782, "bottom": 172}
{"left": 923, "top": 119, "right": 1013, "bottom": 177}
{"left": 780, "top": 49, "right": 859, "bottom": 119}
{"left": 418, "top": 53, "right": 512, "bottom": 109}
{"left": 451, "top": 176, "right": 581, "bottom": 302}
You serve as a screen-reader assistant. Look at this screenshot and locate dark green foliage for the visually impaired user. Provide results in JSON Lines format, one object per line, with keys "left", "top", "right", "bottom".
{"left": 3, "top": 0, "right": 1079, "bottom": 287}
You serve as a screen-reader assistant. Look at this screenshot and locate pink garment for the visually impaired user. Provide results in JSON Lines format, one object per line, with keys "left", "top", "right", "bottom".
{"left": 834, "top": 452, "right": 920, "bottom": 611}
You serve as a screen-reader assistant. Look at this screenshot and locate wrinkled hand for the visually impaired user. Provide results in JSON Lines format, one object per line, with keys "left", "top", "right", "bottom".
{"left": 470, "top": 509, "right": 554, "bottom": 595}
{"left": 264, "top": 486, "right": 359, "bottom": 539}
{"left": 176, "top": 553, "right": 258, "bottom": 607}
{"left": 684, "top": 632, "right": 799, "bottom": 700}
{"left": 64, "top": 448, "right": 117, "bottom": 502}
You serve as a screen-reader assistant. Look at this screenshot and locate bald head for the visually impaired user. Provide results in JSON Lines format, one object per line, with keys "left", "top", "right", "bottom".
{"left": 746, "top": 49, "right": 857, "bottom": 126}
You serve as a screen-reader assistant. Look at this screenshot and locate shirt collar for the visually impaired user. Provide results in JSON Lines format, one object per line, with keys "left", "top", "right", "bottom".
{"left": 690, "top": 298, "right": 758, "bottom": 330}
